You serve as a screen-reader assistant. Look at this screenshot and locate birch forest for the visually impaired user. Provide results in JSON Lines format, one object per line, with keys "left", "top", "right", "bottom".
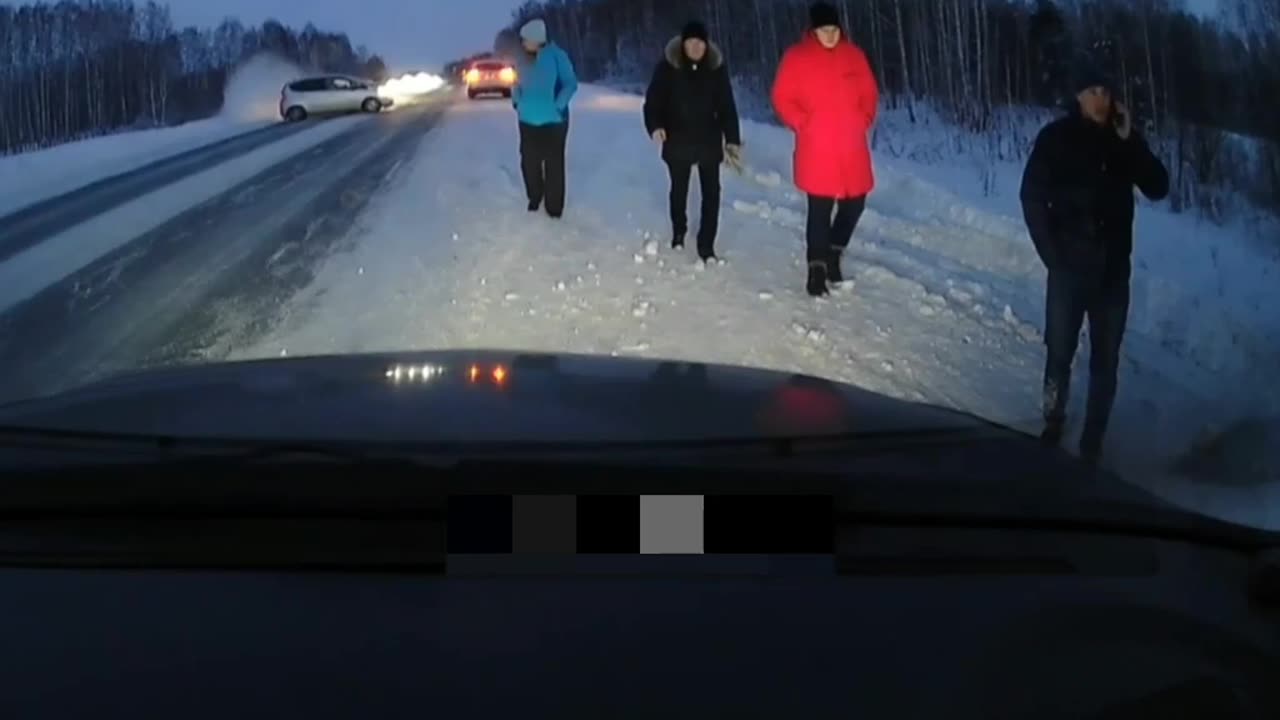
{"left": 498, "top": 0, "right": 1280, "bottom": 219}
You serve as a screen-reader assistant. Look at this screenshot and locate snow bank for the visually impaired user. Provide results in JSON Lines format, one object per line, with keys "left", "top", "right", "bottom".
{"left": 0, "top": 117, "right": 271, "bottom": 218}
{"left": 0, "top": 53, "right": 310, "bottom": 219}
{"left": 0, "top": 53, "right": 307, "bottom": 219}
{"left": 0, "top": 115, "right": 371, "bottom": 315}
{"left": 231, "top": 85, "right": 1280, "bottom": 529}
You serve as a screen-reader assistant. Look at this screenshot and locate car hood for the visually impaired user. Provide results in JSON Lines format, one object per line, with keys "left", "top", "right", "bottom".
{"left": 0, "top": 350, "right": 1272, "bottom": 541}
{"left": 0, "top": 350, "right": 996, "bottom": 446}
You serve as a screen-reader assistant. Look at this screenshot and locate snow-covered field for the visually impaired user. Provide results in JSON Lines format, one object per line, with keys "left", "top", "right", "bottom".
{"left": 212, "top": 85, "right": 1272, "bottom": 529}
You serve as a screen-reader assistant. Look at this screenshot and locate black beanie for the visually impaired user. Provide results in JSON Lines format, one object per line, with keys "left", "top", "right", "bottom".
{"left": 1071, "top": 60, "right": 1115, "bottom": 96}
{"left": 681, "top": 21, "right": 709, "bottom": 42}
{"left": 809, "top": 2, "right": 841, "bottom": 29}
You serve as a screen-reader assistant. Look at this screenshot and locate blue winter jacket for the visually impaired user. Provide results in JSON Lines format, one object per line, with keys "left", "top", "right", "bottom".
{"left": 512, "top": 42, "right": 578, "bottom": 126}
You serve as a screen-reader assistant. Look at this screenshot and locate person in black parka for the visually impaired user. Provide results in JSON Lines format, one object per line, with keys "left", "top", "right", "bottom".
{"left": 1020, "top": 62, "right": 1170, "bottom": 463}
{"left": 643, "top": 21, "right": 742, "bottom": 261}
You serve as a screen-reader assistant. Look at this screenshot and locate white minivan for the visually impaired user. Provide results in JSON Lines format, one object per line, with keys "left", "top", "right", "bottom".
{"left": 279, "top": 75, "right": 394, "bottom": 121}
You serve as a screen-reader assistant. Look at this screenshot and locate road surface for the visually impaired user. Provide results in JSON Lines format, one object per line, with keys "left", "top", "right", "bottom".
{"left": 0, "top": 98, "right": 449, "bottom": 405}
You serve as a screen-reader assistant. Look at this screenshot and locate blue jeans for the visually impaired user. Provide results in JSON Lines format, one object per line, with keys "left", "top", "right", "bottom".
{"left": 1042, "top": 270, "right": 1130, "bottom": 454}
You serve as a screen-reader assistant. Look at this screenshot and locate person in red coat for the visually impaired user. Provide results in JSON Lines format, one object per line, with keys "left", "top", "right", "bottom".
{"left": 771, "top": 2, "right": 880, "bottom": 296}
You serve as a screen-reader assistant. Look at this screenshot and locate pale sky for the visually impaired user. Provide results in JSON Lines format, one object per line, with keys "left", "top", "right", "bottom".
{"left": 163, "top": 0, "right": 526, "bottom": 72}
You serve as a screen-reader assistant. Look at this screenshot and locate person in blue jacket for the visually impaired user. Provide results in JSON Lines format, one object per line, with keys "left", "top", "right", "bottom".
{"left": 512, "top": 18, "right": 578, "bottom": 218}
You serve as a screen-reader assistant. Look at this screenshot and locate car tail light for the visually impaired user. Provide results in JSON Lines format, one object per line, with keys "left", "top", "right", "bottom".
{"left": 464, "top": 68, "right": 480, "bottom": 84}
{"left": 499, "top": 67, "right": 516, "bottom": 84}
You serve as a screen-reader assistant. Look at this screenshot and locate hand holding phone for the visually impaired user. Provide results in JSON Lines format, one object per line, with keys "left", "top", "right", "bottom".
{"left": 1112, "top": 101, "right": 1132, "bottom": 140}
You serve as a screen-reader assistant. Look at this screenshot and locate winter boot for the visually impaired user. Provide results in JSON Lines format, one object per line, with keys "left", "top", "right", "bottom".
{"left": 827, "top": 245, "right": 846, "bottom": 284}
{"left": 1040, "top": 378, "right": 1068, "bottom": 447}
{"left": 1079, "top": 443, "right": 1102, "bottom": 465}
{"left": 1079, "top": 427, "right": 1104, "bottom": 464}
{"left": 1040, "top": 418, "right": 1065, "bottom": 447}
{"left": 697, "top": 239, "right": 716, "bottom": 262}
{"left": 806, "top": 262, "right": 829, "bottom": 297}
{"left": 528, "top": 200, "right": 540, "bottom": 212}
{"left": 672, "top": 233, "right": 685, "bottom": 249}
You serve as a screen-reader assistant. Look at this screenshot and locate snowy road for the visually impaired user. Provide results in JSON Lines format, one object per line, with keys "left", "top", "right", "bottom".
{"left": 0, "top": 120, "right": 317, "bottom": 261}
{"left": 0, "top": 99, "right": 447, "bottom": 403}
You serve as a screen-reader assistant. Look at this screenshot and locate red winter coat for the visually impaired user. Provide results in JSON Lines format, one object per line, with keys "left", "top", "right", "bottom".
{"left": 771, "top": 34, "right": 879, "bottom": 199}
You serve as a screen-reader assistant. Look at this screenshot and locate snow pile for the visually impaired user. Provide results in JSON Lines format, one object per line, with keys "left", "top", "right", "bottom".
{"left": 229, "top": 85, "right": 1280, "bottom": 529}
{"left": 220, "top": 53, "right": 307, "bottom": 123}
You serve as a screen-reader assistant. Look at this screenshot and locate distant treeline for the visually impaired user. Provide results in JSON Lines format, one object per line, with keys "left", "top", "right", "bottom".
{"left": 0, "top": 0, "right": 389, "bottom": 155}
{"left": 498, "top": 0, "right": 1280, "bottom": 220}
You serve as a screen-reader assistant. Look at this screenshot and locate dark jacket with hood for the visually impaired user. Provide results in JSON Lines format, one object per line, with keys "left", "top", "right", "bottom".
{"left": 643, "top": 36, "right": 741, "bottom": 165}
{"left": 1019, "top": 108, "right": 1169, "bottom": 287}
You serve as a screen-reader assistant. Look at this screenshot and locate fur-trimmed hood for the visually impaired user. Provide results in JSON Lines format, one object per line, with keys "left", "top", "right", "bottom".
{"left": 663, "top": 35, "right": 723, "bottom": 70}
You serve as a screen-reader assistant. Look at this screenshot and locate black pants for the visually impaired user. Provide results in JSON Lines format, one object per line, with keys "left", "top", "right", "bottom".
{"left": 806, "top": 195, "right": 866, "bottom": 263}
{"left": 519, "top": 120, "right": 569, "bottom": 215}
{"left": 1042, "top": 270, "right": 1130, "bottom": 453}
{"left": 667, "top": 158, "right": 721, "bottom": 254}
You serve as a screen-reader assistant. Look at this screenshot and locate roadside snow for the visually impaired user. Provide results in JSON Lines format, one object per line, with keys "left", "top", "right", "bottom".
{"left": 0, "top": 52, "right": 309, "bottom": 218}
{"left": 0, "top": 118, "right": 273, "bottom": 217}
{"left": 0, "top": 115, "right": 372, "bottom": 314}
{"left": 232, "top": 86, "right": 1280, "bottom": 529}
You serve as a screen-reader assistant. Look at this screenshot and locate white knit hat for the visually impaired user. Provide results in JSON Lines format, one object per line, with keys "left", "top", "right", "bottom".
{"left": 519, "top": 19, "right": 548, "bottom": 44}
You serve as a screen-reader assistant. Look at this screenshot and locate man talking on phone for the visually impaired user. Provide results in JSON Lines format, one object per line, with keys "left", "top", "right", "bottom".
{"left": 1020, "top": 61, "right": 1169, "bottom": 463}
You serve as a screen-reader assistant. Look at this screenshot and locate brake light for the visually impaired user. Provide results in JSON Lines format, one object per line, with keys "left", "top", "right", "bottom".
{"left": 464, "top": 68, "right": 480, "bottom": 84}
{"left": 499, "top": 67, "right": 516, "bottom": 83}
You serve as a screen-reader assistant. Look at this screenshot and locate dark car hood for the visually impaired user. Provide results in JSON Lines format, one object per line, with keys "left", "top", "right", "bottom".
{"left": 0, "top": 350, "right": 1272, "bottom": 542}
{"left": 0, "top": 349, "right": 998, "bottom": 446}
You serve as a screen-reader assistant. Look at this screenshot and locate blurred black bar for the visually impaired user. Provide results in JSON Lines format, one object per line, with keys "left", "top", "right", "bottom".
{"left": 447, "top": 495, "right": 512, "bottom": 553}
{"left": 705, "top": 495, "right": 833, "bottom": 553}
{"left": 513, "top": 495, "right": 576, "bottom": 553}
{"left": 577, "top": 495, "right": 640, "bottom": 553}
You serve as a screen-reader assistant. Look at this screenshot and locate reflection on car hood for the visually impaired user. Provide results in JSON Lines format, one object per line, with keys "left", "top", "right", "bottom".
{"left": 0, "top": 350, "right": 995, "bottom": 445}
{"left": 1, "top": 350, "right": 1273, "bottom": 540}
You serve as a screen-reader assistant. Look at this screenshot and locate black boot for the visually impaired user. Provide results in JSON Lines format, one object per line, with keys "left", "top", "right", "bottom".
{"left": 672, "top": 233, "right": 685, "bottom": 249}
{"left": 697, "top": 237, "right": 716, "bottom": 262}
{"left": 528, "top": 199, "right": 540, "bottom": 212}
{"left": 1040, "top": 418, "right": 1064, "bottom": 447}
{"left": 827, "top": 245, "right": 846, "bottom": 284}
{"left": 806, "top": 262, "right": 829, "bottom": 297}
{"left": 1040, "top": 378, "right": 1068, "bottom": 447}
{"left": 1079, "top": 425, "right": 1104, "bottom": 464}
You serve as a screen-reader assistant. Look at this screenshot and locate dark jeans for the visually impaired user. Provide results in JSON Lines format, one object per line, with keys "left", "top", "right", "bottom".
{"left": 1042, "top": 270, "right": 1130, "bottom": 453}
{"left": 666, "top": 158, "right": 721, "bottom": 254}
{"left": 519, "top": 120, "right": 569, "bottom": 215}
{"left": 806, "top": 195, "right": 866, "bottom": 263}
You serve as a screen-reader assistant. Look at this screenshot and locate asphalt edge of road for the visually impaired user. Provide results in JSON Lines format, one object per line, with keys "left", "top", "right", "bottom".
{"left": 146, "top": 100, "right": 453, "bottom": 365}
{"left": 0, "top": 97, "right": 451, "bottom": 402}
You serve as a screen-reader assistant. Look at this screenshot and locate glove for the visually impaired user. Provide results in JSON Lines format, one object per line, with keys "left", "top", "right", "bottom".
{"left": 724, "top": 143, "right": 744, "bottom": 174}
